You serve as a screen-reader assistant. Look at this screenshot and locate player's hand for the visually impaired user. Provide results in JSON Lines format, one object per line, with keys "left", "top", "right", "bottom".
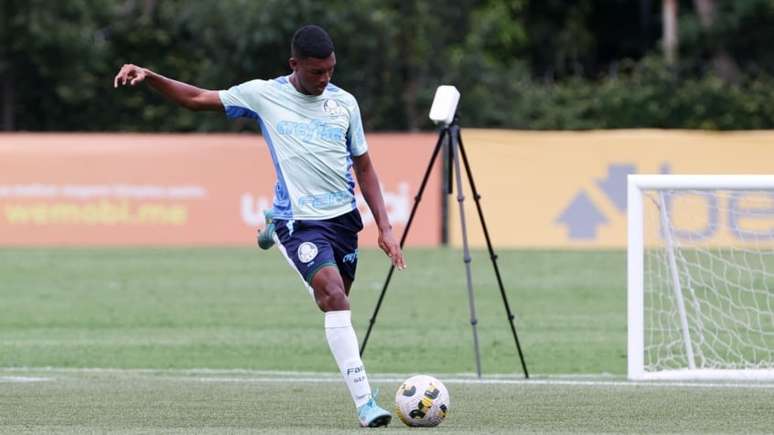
{"left": 113, "top": 64, "right": 148, "bottom": 88}
{"left": 378, "top": 227, "right": 406, "bottom": 270}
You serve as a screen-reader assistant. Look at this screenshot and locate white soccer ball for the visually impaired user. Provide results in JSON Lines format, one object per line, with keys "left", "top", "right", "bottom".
{"left": 394, "top": 375, "right": 450, "bottom": 427}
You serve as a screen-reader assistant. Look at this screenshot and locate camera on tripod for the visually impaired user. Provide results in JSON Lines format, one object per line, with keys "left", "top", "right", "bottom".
{"left": 429, "top": 85, "right": 460, "bottom": 126}
{"left": 360, "top": 84, "right": 529, "bottom": 379}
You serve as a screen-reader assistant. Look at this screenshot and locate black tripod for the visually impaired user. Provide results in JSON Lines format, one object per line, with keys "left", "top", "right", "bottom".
{"left": 359, "top": 117, "right": 529, "bottom": 379}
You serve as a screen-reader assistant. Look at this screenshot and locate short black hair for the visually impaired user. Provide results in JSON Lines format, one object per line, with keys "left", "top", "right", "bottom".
{"left": 291, "top": 25, "right": 334, "bottom": 59}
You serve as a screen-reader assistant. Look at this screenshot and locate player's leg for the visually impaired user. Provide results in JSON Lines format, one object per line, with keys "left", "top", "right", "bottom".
{"left": 310, "top": 267, "right": 391, "bottom": 427}
{"left": 316, "top": 211, "right": 389, "bottom": 427}
{"left": 273, "top": 218, "right": 389, "bottom": 427}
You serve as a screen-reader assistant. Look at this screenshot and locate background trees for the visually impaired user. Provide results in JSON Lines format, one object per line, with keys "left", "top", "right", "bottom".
{"left": 2, "top": 0, "right": 773, "bottom": 131}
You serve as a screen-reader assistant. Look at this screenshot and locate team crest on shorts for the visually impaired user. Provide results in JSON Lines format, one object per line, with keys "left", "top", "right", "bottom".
{"left": 297, "top": 242, "right": 319, "bottom": 263}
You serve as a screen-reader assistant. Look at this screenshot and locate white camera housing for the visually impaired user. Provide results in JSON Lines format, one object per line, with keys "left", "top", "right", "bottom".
{"left": 428, "top": 85, "right": 460, "bottom": 126}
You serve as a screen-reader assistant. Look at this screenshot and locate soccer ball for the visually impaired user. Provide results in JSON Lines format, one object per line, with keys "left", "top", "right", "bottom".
{"left": 394, "top": 375, "right": 450, "bottom": 427}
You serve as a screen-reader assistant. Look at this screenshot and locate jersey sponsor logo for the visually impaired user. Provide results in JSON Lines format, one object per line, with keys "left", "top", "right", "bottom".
{"left": 322, "top": 99, "right": 344, "bottom": 117}
{"left": 298, "top": 190, "right": 351, "bottom": 209}
{"left": 276, "top": 120, "right": 345, "bottom": 143}
{"left": 298, "top": 242, "right": 318, "bottom": 263}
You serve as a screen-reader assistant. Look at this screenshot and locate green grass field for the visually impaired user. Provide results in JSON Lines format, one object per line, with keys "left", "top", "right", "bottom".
{"left": 2, "top": 247, "right": 773, "bottom": 433}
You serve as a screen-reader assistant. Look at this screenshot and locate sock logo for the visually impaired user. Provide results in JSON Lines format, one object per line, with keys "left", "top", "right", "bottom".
{"left": 346, "top": 365, "right": 366, "bottom": 383}
{"left": 346, "top": 365, "right": 364, "bottom": 376}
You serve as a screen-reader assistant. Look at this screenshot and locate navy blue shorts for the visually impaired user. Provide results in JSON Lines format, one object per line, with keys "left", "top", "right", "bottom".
{"left": 274, "top": 209, "right": 363, "bottom": 285}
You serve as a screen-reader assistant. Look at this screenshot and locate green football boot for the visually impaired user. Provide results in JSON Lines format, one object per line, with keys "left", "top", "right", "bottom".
{"left": 257, "top": 209, "right": 275, "bottom": 250}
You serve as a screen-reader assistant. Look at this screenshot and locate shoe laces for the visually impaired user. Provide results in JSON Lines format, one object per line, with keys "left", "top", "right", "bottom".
{"left": 361, "top": 388, "right": 380, "bottom": 411}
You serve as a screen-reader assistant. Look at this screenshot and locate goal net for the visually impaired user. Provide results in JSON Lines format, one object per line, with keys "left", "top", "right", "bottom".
{"left": 628, "top": 175, "right": 774, "bottom": 380}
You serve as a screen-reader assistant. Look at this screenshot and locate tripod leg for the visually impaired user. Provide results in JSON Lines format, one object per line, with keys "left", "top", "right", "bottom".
{"left": 457, "top": 135, "right": 529, "bottom": 378}
{"left": 359, "top": 128, "right": 448, "bottom": 357}
{"left": 450, "top": 125, "right": 483, "bottom": 378}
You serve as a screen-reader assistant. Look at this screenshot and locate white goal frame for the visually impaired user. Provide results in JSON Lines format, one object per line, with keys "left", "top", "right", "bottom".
{"left": 628, "top": 174, "right": 774, "bottom": 381}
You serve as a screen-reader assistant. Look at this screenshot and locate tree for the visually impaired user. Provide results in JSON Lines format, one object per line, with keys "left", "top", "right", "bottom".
{"left": 692, "top": 0, "right": 740, "bottom": 82}
{"left": 662, "top": 0, "right": 678, "bottom": 64}
{"left": 3, "top": 0, "right": 774, "bottom": 131}
{"left": 1, "top": 0, "right": 116, "bottom": 131}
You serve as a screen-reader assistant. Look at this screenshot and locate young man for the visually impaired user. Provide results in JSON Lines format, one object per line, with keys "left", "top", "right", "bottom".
{"left": 114, "top": 24, "right": 405, "bottom": 428}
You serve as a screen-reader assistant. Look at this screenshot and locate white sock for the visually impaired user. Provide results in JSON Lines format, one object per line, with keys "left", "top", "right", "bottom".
{"left": 324, "top": 310, "right": 372, "bottom": 408}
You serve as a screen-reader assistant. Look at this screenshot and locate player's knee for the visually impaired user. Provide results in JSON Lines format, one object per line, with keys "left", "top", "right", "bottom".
{"left": 315, "top": 283, "right": 350, "bottom": 312}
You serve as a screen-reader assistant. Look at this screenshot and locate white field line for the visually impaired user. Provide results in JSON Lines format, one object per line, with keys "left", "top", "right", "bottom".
{"left": 1, "top": 367, "right": 774, "bottom": 389}
{"left": 0, "top": 376, "right": 50, "bottom": 383}
{"left": 0, "top": 366, "right": 537, "bottom": 379}
{"left": 193, "top": 376, "right": 774, "bottom": 389}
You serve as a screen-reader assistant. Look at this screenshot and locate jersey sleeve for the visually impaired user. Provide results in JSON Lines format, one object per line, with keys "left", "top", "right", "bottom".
{"left": 346, "top": 99, "right": 368, "bottom": 157}
{"left": 218, "top": 80, "right": 265, "bottom": 120}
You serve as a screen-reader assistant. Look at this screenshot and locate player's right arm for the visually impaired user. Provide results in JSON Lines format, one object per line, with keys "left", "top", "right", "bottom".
{"left": 113, "top": 64, "right": 223, "bottom": 112}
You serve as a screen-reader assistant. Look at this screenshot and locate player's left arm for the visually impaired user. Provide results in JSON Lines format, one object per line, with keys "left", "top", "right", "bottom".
{"left": 352, "top": 152, "right": 406, "bottom": 270}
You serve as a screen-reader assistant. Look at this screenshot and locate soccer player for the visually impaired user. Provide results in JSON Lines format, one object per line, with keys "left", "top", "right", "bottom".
{"left": 113, "top": 24, "right": 405, "bottom": 428}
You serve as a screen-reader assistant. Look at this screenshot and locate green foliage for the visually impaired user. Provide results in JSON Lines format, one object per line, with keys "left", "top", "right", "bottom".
{"left": 679, "top": 0, "right": 774, "bottom": 74}
{"left": 494, "top": 57, "right": 774, "bottom": 130}
{"left": 2, "top": 0, "right": 774, "bottom": 131}
{"left": 2, "top": 0, "right": 115, "bottom": 130}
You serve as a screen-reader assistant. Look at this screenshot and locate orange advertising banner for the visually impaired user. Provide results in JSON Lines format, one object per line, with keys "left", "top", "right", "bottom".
{"left": 0, "top": 133, "right": 441, "bottom": 246}
{"left": 448, "top": 129, "right": 774, "bottom": 248}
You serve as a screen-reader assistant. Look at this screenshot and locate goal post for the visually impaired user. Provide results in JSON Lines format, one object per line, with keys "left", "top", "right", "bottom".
{"left": 628, "top": 175, "right": 774, "bottom": 381}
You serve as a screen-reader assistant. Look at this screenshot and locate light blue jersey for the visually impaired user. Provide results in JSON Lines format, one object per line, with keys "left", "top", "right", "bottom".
{"left": 219, "top": 76, "right": 368, "bottom": 220}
